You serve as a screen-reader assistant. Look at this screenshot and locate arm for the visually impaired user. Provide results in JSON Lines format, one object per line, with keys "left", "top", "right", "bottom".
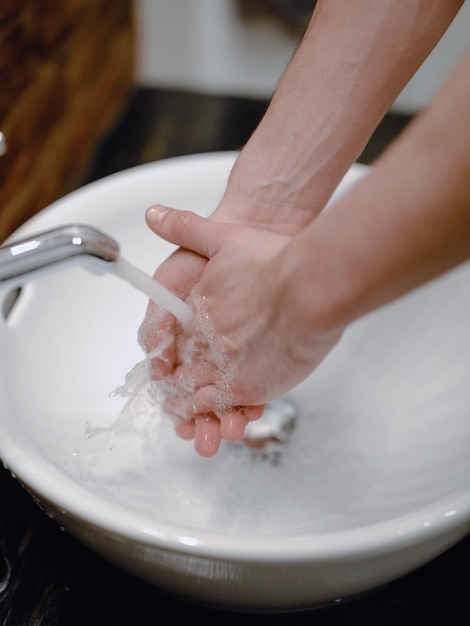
{"left": 213, "top": 0, "right": 464, "bottom": 232}
{"left": 281, "top": 45, "right": 470, "bottom": 341}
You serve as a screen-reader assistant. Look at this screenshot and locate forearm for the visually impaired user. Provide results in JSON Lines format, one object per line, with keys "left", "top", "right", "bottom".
{"left": 281, "top": 47, "right": 470, "bottom": 340}
{"left": 215, "top": 0, "right": 463, "bottom": 234}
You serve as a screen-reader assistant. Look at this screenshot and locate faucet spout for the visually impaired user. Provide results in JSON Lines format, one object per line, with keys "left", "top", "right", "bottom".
{"left": 0, "top": 224, "right": 120, "bottom": 289}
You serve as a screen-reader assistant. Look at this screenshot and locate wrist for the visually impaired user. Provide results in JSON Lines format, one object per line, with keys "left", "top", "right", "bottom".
{"left": 274, "top": 235, "right": 352, "bottom": 365}
{"left": 211, "top": 149, "right": 340, "bottom": 235}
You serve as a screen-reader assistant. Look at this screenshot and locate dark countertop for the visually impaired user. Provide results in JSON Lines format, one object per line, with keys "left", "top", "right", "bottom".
{"left": 1, "top": 88, "right": 469, "bottom": 625}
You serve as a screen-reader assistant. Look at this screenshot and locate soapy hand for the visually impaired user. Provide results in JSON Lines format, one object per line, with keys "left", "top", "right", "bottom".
{"left": 138, "top": 203, "right": 298, "bottom": 456}
{"left": 139, "top": 193, "right": 314, "bottom": 457}
{"left": 142, "top": 204, "right": 343, "bottom": 456}
{"left": 141, "top": 204, "right": 289, "bottom": 456}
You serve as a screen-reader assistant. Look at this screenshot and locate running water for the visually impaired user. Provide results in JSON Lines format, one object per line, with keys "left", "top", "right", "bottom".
{"left": 111, "top": 256, "right": 192, "bottom": 327}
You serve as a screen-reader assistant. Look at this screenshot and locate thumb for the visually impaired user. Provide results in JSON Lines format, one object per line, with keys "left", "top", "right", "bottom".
{"left": 146, "top": 205, "right": 227, "bottom": 259}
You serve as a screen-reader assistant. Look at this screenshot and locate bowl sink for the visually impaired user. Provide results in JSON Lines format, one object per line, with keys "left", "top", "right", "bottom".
{"left": 0, "top": 153, "right": 469, "bottom": 612}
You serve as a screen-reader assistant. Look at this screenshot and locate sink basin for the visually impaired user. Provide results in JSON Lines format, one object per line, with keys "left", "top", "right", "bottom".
{"left": 0, "top": 153, "right": 469, "bottom": 612}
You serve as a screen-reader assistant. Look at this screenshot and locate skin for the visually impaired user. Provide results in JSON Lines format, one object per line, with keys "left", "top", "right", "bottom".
{"left": 140, "top": 0, "right": 466, "bottom": 456}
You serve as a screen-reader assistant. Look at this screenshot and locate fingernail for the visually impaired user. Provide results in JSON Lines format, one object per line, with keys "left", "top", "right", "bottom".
{"left": 147, "top": 205, "right": 169, "bottom": 225}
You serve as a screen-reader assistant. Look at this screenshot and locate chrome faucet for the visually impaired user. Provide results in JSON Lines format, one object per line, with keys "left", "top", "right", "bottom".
{"left": 0, "top": 224, "right": 120, "bottom": 289}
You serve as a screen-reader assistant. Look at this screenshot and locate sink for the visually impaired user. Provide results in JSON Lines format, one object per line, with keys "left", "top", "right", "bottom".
{"left": 0, "top": 153, "right": 469, "bottom": 611}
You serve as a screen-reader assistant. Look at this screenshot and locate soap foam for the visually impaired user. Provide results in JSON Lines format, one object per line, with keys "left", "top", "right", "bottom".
{"left": 87, "top": 290, "right": 237, "bottom": 448}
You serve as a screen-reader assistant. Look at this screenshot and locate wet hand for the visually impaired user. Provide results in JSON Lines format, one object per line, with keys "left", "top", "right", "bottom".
{"left": 144, "top": 205, "right": 316, "bottom": 457}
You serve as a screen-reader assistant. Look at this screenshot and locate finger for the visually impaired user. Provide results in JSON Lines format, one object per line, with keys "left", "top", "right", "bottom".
{"left": 191, "top": 384, "right": 219, "bottom": 416}
{"left": 172, "top": 361, "right": 217, "bottom": 396}
{"left": 152, "top": 246, "right": 206, "bottom": 300}
{"left": 139, "top": 300, "right": 174, "bottom": 352}
{"left": 219, "top": 410, "right": 248, "bottom": 441}
{"left": 192, "top": 376, "right": 237, "bottom": 419}
{"left": 174, "top": 418, "right": 196, "bottom": 441}
{"left": 218, "top": 403, "right": 266, "bottom": 440}
{"left": 244, "top": 404, "right": 266, "bottom": 422}
{"left": 194, "top": 415, "right": 222, "bottom": 457}
{"left": 139, "top": 302, "right": 177, "bottom": 377}
{"left": 150, "top": 354, "right": 173, "bottom": 380}
{"left": 146, "top": 205, "right": 230, "bottom": 260}
{"left": 192, "top": 384, "right": 263, "bottom": 417}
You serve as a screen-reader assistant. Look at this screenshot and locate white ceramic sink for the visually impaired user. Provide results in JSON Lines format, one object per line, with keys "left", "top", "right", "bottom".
{"left": 0, "top": 153, "right": 468, "bottom": 611}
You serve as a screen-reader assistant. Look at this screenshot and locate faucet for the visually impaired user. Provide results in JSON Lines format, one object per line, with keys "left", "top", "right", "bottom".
{"left": 0, "top": 224, "right": 120, "bottom": 290}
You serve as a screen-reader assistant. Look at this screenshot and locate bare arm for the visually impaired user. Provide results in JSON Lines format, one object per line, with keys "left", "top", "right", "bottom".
{"left": 281, "top": 45, "right": 470, "bottom": 345}
{"left": 214, "top": 0, "right": 464, "bottom": 232}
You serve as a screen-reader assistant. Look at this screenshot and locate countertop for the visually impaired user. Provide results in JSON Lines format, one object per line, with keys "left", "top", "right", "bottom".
{"left": 0, "top": 88, "right": 468, "bottom": 625}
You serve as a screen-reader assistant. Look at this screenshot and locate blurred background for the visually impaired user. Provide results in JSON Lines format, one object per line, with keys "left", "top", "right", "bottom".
{"left": 135, "top": 0, "right": 469, "bottom": 108}
{"left": 1, "top": 0, "right": 469, "bottom": 243}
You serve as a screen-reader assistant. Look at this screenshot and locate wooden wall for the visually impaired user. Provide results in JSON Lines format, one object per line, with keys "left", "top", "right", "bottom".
{"left": 0, "top": 0, "right": 135, "bottom": 242}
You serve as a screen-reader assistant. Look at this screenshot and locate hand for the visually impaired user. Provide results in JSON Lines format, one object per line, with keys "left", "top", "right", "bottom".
{"left": 138, "top": 185, "right": 323, "bottom": 457}
{"left": 145, "top": 205, "right": 343, "bottom": 456}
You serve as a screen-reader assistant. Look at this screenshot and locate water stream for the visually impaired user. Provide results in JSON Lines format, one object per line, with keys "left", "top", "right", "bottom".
{"left": 111, "top": 257, "right": 192, "bottom": 327}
